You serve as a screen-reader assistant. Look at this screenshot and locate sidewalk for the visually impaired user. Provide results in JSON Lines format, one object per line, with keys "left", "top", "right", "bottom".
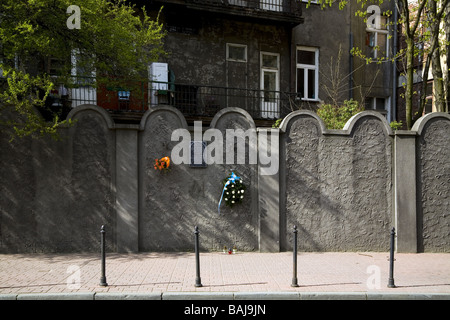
{"left": 0, "top": 252, "right": 449, "bottom": 299}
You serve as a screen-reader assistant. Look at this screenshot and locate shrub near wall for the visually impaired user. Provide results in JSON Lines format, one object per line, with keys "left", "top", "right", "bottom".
{"left": 317, "top": 99, "right": 364, "bottom": 129}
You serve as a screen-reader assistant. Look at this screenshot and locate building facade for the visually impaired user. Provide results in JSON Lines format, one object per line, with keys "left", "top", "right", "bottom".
{"left": 2, "top": 1, "right": 449, "bottom": 254}
{"left": 293, "top": 1, "right": 396, "bottom": 122}
{"left": 64, "top": 1, "right": 397, "bottom": 126}
{"left": 145, "top": 0, "right": 303, "bottom": 125}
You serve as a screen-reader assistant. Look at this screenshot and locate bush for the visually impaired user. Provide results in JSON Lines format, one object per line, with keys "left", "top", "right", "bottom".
{"left": 272, "top": 118, "right": 283, "bottom": 128}
{"left": 389, "top": 120, "right": 403, "bottom": 130}
{"left": 317, "top": 99, "right": 364, "bottom": 129}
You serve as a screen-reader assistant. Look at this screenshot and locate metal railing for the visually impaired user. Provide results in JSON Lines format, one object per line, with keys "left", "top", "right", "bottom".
{"left": 185, "top": 0, "right": 303, "bottom": 23}
{"left": 149, "top": 82, "right": 303, "bottom": 119}
{"left": 52, "top": 80, "right": 304, "bottom": 120}
{"left": 189, "top": 0, "right": 299, "bottom": 13}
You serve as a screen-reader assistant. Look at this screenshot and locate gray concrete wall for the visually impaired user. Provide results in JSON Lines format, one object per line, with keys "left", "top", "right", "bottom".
{"left": 280, "top": 111, "right": 393, "bottom": 252}
{"left": 394, "top": 130, "right": 417, "bottom": 253}
{"left": 413, "top": 113, "right": 450, "bottom": 253}
{"left": 1, "top": 105, "right": 449, "bottom": 253}
{"left": 138, "top": 106, "right": 259, "bottom": 252}
{"left": 0, "top": 105, "right": 116, "bottom": 253}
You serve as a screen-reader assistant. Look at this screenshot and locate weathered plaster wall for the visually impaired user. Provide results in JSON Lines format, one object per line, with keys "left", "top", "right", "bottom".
{"left": 0, "top": 115, "right": 36, "bottom": 252}
{"left": 1, "top": 106, "right": 448, "bottom": 253}
{"left": 139, "top": 107, "right": 258, "bottom": 251}
{"left": 161, "top": 11, "right": 291, "bottom": 91}
{"left": 281, "top": 111, "right": 393, "bottom": 251}
{"left": 0, "top": 105, "right": 116, "bottom": 253}
{"left": 415, "top": 114, "right": 450, "bottom": 252}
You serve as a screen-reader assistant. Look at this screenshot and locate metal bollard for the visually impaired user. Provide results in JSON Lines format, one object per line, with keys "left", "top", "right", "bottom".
{"left": 194, "top": 226, "right": 202, "bottom": 287}
{"left": 99, "top": 225, "right": 108, "bottom": 287}
{"left": 387, "top": 227, "right": 396, "bottom": 288}
{"left": 291, "top": 225, "right": 299, "bottom": 287}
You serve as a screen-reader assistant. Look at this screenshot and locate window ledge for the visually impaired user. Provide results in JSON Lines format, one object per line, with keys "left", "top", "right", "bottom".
{"left": 300, "top": 98, "right": 321, "bottom": 102}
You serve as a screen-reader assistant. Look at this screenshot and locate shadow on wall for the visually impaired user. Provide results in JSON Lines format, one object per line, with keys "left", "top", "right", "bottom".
{"left": 414, "top": 113, "right": 450, "bottom": 253}
{"left": 1, "top": 105, "right": 449, "bottom": 253}
{"left": 0, "top": 105, "right": 116, "bottom": 253}
{"left": 138, "top": 106, "right": 259, "bottom": 252}
{"left": 280, "top": 111, "right": 393, "bottom": 252}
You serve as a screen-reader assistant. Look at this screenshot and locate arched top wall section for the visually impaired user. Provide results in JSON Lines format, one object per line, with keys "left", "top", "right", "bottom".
{"left": 411, "top": 112, "right": 450, "bottom": 135}
{"left": 279, "top": 110, "right": 393, "bottom": 137}
{"left": 67, "top": 104, "right": 115, "bottom": 130}
{"left": 413, "top": 112, "right": 450, "bottom": 252}
{"left": 279, "top": 110, "right": 326, "bottom": 134}
{"left": 210, "top": 107, "right": 256, "bottom": 131}
{"left": 140, "top": 105, "right": 188, "bottom": 131}
{"left": 280, "top": 109, "right": 393, "bottom": 252}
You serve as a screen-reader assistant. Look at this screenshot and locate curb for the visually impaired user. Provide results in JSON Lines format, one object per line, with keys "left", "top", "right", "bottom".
{"left": 1, "top": 292, "right": 449, "bottom": 300}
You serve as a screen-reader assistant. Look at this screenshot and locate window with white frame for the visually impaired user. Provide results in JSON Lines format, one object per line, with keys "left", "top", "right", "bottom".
{"left": 71, "top": 49, "right": 95, "bottom": 85}
{"left": 296, "top": 47, "right": 319, "bottom": 101}
{"left": 260, "top": 52, "right": 280, "bottom": 118}
{"left": 227, "top": 43, "right": 247, "bottom": 62}
{"left": 366, "top": 14, "right": 389, "bottom": 59}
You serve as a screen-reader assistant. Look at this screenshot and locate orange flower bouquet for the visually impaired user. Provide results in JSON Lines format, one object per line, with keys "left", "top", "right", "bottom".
{"left": 154, "top": 156, "right": 171, "bottom": 172}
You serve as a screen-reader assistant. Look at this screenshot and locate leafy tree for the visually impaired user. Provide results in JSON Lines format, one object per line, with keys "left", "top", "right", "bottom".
{"left": 397, "top": 0, "right": 449, "bottom": 128}
{"left": 309, "top": 0, "right": 450, "bottom": 129}
{"left": 0, "top": 0, "right": 165, "bottom": 139}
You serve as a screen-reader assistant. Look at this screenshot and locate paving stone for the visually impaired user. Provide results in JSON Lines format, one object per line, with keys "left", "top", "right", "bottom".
{"left": 0, "top": 252, "right": 448, "bottom": 299}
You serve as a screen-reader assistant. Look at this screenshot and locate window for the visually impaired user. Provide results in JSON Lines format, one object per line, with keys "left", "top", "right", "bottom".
{"left": 366, "top": 15, "right": 389, "bottom": 59}
{"left": 260, "top": 0, "right": 282, "bottom": 12}
{"left": 70, "top": 49, "right": 97, "bottom": 107}
{"left": 262, "top": 53, "right": 278, "bottom": 69}
{"left": 365, "top": 97, "right": 385, "bottom": 110}
{"left": 296, "top": 47, "right": 319, "bottom": 101}
{"left": 260, "top": 52, "right": 280, "bottom": 119}
{"left": 365, "top": 97, "right": 389, "bottom": 118}
{"left": 261, "top": 52, "right": 280, "bottom": 98}
{"left": 48, "top": 57, "right": 66, "bottom": 76}
{"left": 226, "top": 44, "right": 247, "bottom": 62}
{"left": 229, "top": 0, "right": 246, "bottom": 6}
{"left": 71, "top": 49, "right": 95, "bottom": 86}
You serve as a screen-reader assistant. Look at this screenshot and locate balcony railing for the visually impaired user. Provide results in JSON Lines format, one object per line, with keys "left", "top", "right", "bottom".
{"left": 189, "top": 0, "right": 295, "bottom": 11}
{"left": 185, "top": 0, "right": 303, "bottom": 24}
{"left": 51, "top": 79, "right": 305, "bottom": 121}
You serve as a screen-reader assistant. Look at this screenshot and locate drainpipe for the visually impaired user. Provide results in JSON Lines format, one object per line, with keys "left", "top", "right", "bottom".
{"left": 349, "top": 4, "right": 354, "bottom": 101}
{"left": 349, "top": 33, "right": 354, "bottom": 101}
{"left": 392, "top": 1, "right": 399, "bottom": 122}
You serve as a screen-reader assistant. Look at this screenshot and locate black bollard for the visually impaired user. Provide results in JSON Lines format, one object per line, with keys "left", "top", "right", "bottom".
{"left": 194, "top": 226, "right": 202, "bottom": 287}
{"left": 291, "top": 225, "right": 299, "bottom": 287}
{"left": 99, "top": 225, "right": 108, "bottom": 287}
{"left": 387, "top": 227, "right": 396, "bottom": 288}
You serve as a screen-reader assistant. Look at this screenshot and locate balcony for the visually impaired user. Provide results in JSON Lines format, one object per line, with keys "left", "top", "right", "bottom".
{"left": 51, "top": 79, "right": 303, "bottom": 125}
{"left": 158, "top": 0, "right": 303, "bottom": 25}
